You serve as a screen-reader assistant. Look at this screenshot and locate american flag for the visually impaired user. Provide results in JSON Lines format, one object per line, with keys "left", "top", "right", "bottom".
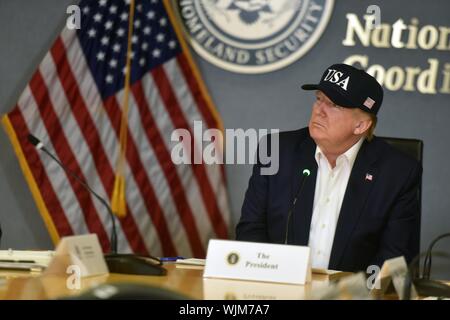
{"left": 1, "top": 0, "right": 231, "bottom": 258}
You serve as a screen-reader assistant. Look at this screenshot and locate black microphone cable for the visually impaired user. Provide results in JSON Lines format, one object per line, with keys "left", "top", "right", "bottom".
{"left": 423, "top": 232, "right": 450, "bottom": 280}
{"left": 403, "top": 231, "right": 450, "bottom": 299}
{"left": 403, "top": 250, "right": 450, "bottom": 300}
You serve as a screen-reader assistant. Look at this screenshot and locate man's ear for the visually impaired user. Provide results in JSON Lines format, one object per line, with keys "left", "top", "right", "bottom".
{"left": 354, "top": 117, "right": 372, "bottom": 135}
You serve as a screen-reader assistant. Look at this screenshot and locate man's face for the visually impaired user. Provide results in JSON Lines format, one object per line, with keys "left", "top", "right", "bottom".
{"left": 308, "top": 91, "right": 360, "bottom": 149}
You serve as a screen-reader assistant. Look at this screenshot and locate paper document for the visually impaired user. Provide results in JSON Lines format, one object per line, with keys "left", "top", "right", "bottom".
{"left": 175, "top": 258, "right": 206, "bottom": 266}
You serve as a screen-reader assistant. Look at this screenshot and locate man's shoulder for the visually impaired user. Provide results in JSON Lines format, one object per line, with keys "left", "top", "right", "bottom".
{"left": 278, "top": 127, "right": 310, "bottom": 144}
{"left": 260, "top": 127, "right": 310, "bottom": 148}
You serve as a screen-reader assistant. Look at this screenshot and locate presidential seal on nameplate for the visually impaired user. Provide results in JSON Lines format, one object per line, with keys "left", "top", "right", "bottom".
{"left": 203, "top": 239, "right": 312, "bottom": 285}
{"left": 175, "top": 0, "right": 334, "bottom": 74}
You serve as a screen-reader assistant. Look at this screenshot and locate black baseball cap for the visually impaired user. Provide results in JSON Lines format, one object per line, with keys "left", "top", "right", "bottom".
{"left": 301, "top": 63, "right": 383, "bottom": 115}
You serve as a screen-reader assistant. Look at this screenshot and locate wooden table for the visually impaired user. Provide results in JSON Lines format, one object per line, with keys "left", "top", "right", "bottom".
{"left": 0, "top": 263, "right": 346, "bottom": 300}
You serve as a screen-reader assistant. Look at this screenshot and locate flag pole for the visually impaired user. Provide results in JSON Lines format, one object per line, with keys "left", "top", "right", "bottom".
{"left": 111, "top": 0, "right": 136, "bottom": 218}
{"left": 106, "top": 0, "right": 167, "bottom": 275}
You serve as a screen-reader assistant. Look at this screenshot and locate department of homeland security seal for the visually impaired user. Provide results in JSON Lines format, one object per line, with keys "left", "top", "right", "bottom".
{"left": 177, "top": 0, "right": 334, "bottom": 73}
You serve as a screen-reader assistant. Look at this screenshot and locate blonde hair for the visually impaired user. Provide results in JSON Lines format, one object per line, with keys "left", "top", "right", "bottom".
{"left": 365, "top": 113, "right": 377, "bottom": 141}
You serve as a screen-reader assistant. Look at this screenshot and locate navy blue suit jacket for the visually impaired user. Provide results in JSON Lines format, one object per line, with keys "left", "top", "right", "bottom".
{"left": 236, "top": 127, "right": 422, "bottom": 272}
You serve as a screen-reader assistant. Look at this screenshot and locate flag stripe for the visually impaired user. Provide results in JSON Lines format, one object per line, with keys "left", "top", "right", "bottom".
{"left": 40, "top": 48, "right": 133, "bottom": 254}
{"left": 7, "top": 108, "right": 74, "bottom": 236}
{"left": 28, "top": 70, "right": 111, "bottom": 250}
{"left": 176, "top": 55, "right": 219, "bottom": 135}
{"left": 4, "top": 0, "right": 231, "bottom": 257}
{"left": 104, "top": 95, "right": 177, "bottom": 256}
{"left": 16, "top": 85, "right": 92, "bottom": 235}
{"left": 151, "top": 65, "right": 228, "bottom": 239}
{"left": 163, "top": 59, "right": 230, "bottom": 234}
{"left": 176, "top": 54, "right": 227, "bottom": 181}
{"left": 50, "top": 38, "right": 152, "bottom": 254}
{"left": 132, "top": 81, "right": 204, "bottom": 256}
{"left": 126, "top": 91, "right": 193, "bottom": 257}
{"left": 2, "top": 114, "right": 60, "bottom": 243}
{"left": 140, "top": 73, "right": 214, "bottom": 247}
{"left": 59, "top": 32, "right": 156, "bottom": 255}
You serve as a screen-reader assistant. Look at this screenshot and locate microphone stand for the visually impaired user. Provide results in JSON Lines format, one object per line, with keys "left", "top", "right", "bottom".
{"left": 284, "top": 169, "right": 310, "bottom": 244}
{"left": 28, "top": 134, "right": 166, "bottom": 276}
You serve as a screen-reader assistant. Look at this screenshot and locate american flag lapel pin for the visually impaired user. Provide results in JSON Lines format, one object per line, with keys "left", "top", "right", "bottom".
{"left": 365, "top": 173, "right": 373, "bottom": 181}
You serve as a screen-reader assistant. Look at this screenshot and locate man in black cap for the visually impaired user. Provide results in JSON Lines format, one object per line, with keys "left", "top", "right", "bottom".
{"left": 236, "top": 63, "right": 422, "bottom": 272}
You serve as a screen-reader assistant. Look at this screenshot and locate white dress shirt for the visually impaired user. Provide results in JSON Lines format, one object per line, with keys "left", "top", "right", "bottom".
{"left": 308, "top": 138, "right": 364, "bottom": 269}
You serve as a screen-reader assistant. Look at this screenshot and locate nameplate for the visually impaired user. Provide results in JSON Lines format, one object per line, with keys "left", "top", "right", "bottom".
{"left": 203, "top": 240, "right": 311, "bottom": 285}
{"left": 51, "top": 234, "right": 109, "bottom": 277}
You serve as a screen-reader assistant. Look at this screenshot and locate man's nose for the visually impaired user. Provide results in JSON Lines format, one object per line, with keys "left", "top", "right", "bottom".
{"left": 314, "top": 101, "right": 327, "bottom": 116}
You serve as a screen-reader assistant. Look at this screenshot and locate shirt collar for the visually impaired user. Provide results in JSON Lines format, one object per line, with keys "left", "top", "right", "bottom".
{"left": 315, "top": 137, "right": 364, "bottom": 168}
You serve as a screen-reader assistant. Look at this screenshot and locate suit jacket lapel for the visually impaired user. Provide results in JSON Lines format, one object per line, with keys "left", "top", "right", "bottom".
{"left": 290, "top": 136, "right": 318, "bottom": 245}
{"left": 328, "top": 140, "right": 380, "bottom": 269}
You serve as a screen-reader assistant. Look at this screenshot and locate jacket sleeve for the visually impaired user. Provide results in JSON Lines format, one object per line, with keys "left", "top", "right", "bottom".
{"left": 370, "top": 161, "right": 422, "bottom": 267}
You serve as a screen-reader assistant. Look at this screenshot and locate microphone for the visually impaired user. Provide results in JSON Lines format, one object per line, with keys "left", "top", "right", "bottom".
{"left": 27, "top": 134, "right": 166, "bottom": 276}
{"left": 284, "top": 169, "right": 311, "bottom": 244}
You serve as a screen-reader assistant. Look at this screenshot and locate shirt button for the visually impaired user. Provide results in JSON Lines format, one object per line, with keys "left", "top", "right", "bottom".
{"left": 321, "top": 224, "right": 326, "bottom": 229}
{"left": 326, "top": 198, "right": 330, "bottom": 203}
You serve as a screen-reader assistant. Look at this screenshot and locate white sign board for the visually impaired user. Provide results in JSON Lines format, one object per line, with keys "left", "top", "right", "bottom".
{"left": 203, "top": 240, "right": 311, "bottom": 285}
{"left": 54, "top": 234, "right": 109, "bottom": 277}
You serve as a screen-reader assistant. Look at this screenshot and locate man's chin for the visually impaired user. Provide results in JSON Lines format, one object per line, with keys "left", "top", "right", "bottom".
{"left": 308, "top": 125, "right": 326, "bottom": 142}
